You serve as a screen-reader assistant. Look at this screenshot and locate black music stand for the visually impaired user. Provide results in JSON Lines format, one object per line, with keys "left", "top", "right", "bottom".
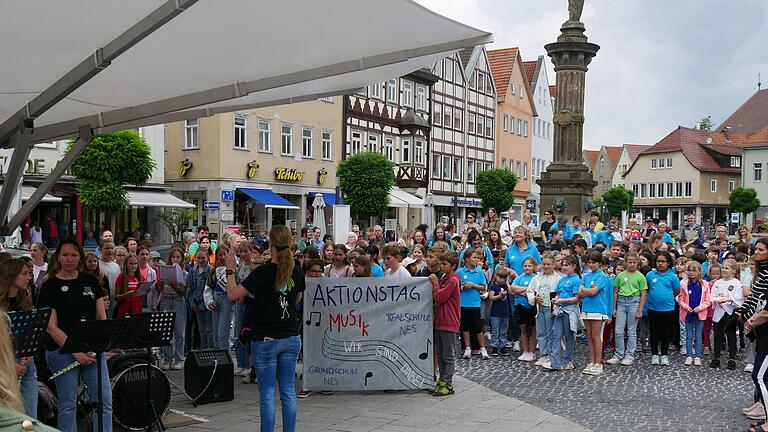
{"left": 8, "top": 308, "right": 52, "bottom": 357}
{"left": 127, "top": 311, "right": 193, "bottom": 431}
{"left": 61, "top": 317, "right": 148, "bottom": 432}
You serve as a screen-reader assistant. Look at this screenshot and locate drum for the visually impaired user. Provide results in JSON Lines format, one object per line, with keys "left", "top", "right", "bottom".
{"left": 111, "top": 364, "right": 171, "bottom": 430}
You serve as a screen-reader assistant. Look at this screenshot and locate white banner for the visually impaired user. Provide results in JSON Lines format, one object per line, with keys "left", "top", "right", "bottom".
{"left": 302, "top": 277, "right": 435, "bottom": 391}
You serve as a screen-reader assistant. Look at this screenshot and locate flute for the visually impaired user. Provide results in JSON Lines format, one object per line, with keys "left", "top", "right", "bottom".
{"left": 49, "top": 361, "right": 80, "bottom": 380}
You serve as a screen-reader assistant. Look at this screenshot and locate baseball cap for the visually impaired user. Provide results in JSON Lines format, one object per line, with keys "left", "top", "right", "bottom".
{"left": 149, "top": 251, "right": 161, "bottom": 259}
{"left": 401, "top": 257, "right": 417, "bottom": 268}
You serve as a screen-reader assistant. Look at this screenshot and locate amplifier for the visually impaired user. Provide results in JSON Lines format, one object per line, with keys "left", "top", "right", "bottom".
{"left": 184, "top": 349, "right": 234, "bottom": 404}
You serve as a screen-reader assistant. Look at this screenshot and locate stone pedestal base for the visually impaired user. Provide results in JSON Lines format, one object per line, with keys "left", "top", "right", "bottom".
{"left": 537, "top": 162, "right": 597, "bottom": 221}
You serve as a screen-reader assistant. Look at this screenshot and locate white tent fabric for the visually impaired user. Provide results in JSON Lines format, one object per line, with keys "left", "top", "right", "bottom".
{"left": 0, "top": 0, "right": 492, "bottom": 145}
{"left": 423, "top": 192, "right": 436, "bottom": 234}
{"left": 312, "top": 193, "right": 327, "bottom": 238}
{"left": 0, "top": 185, "right": 62, "bottom": 203}
{"left": 126, "top": 189, "right": 195, "bottom": 208}
{"left": 388, "top": 189, "right": 423, "bottom": 208}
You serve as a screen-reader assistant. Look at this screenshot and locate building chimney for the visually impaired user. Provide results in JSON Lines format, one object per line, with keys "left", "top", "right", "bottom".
{"left": 722, "top": 126, "right": 732, "bottom": 144}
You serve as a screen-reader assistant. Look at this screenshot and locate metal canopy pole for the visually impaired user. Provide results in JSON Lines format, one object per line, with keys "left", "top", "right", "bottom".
{"left": 0, "top": 132, "right": 32, "bottom": 227}
{"left": 2, "top": 126, "right": 94, "bottom": 236}
{"left": 0, "top": 0, "right": 199, "bottom": 147}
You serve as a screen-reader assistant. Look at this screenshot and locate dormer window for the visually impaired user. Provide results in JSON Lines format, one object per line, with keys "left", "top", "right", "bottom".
{"left": 731, "top": 156, "right": 741, "bottom": 167}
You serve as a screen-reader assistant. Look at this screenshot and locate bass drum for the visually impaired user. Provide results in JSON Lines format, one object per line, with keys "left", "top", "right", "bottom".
{"left": 111, "top": 364, "right": 171, "bottom": 430}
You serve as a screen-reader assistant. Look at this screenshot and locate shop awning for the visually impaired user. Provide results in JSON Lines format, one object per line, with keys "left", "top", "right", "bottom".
{"left": 309, "top": 192, "right": 336, "bottom": 206}
{"left": 388, "top": 189, "right": 423, "bottom": 208}
{"left": 240, "top": 188, "right": 299, "bottom": 210}
{"left": 0, "top": 185, "right": 62, "bottom": 203}
{"left": 126, "top": 189, "right": 194, "bottom": 208}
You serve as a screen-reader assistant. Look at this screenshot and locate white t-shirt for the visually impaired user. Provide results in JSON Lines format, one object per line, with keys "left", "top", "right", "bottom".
{"left": 33, "top": 263, "right": 48, "bottom": 286}
{"left": 99, "top": 260, "right": 121, "bottom": 297}
{"left": 30, "top": 227, "right": 43, "bottom": 244}
{"left": 385, "top": 265, "right": 411, "bottom": 278}
{"left": 500, "top": 219, "right": 522, "bottom": 245}
{"left": 711, "top": 277, "right": 745, "bottom": 322}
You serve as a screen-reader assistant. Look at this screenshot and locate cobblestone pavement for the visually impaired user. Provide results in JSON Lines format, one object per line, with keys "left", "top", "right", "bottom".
{"left": 456, "top": 341, "right": 755, "bottom": 432}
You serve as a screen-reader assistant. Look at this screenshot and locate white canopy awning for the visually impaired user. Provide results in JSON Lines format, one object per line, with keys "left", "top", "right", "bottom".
{"left": 389, "top": 189, "right": 423, "bottom": 208}
{"left": 0, "top": 184, "right": 62, "bottom": 203}
{"left": 126, "top": 189, "right": 194, "bottom": 208}
{"left": 0, "top": 0, "right": 492, "bottom": 145}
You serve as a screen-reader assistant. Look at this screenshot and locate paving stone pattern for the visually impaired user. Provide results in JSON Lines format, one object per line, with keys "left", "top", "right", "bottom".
{"left": 457, "top": 342, "right": 755, "bottom": 432}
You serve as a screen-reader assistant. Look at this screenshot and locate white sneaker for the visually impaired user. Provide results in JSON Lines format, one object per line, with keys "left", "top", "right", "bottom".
{"left": 513, "top": 341, "right": 521, "bottom": 352}
{"left": 234, "top": 367, "right": 245, "bottom": 376}
{"left": 693, "top": 357, "right": 702, "bottom": 366}
{"left": 463, "top": 348, "right": 472, "bottom": 359}
{"left": 171, "top": 361, "right": 183, "bottom": 370}
{"left": 680, "top": 347, "right": 687, "bottom": 355}
{"left": 480, "top": 348, "right": 490, "bottom": 360}
{"left": 606, "top": 356, "right": 621, "bottom": 365}
{"left": 484, "top": 331, "right": 491, "bottom": 341}
{"left": 517, "top": 352, "right": 532, "bottom": 362}
{"left": 743, "top": 402, "right": 762, "bottom": 414}
{"left": 745, "top": 363, "right": 754, "bottom": 373}
{"left": 161, "top": 360, "right": 171, "bottom": 371}
{"left": 620, "top": 358, "right": 634, "bottom": 366}
{"left": 591, "top": 363, "right": 604, "bottom": 375}
{"left": 535, "top": 356, "right": 549, "bottom": 366}
{"left": 563, "top": 362, "right": 575, "bottom": 370}
{"left": 684, "top": 356, "right": 693, "bottom": 366}
{"left": 582, "top": 363, "right": 595, "bottom": 375}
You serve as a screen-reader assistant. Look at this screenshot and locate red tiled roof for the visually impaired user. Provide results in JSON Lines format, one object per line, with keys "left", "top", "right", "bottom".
{"left": 487, "top": 48, "right": 518, "bottom": 100}
{"left": 624, "top": 144, "right": 651, "bottom": 162}
{"left": 633, "top": 126, "right": 741, "bottom": 174}
{"left": 741, "top": 126, "right": 768, "bottom": 148}
{"left": 604, "top": 146, "right": 622, "bottom": 167}
{"left": 522, "top": 61, "right": 537, "bottom": 86}
{"left": 716, "top": 89, "right": 768, "bottom": 136}
{"left": 583, "top": 150, "right": 599, "bottom": 168}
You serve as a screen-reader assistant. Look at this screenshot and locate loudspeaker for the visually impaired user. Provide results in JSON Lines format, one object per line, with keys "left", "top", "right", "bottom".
{"left": 184, "top": 349, "right": 234, "bottom": 404}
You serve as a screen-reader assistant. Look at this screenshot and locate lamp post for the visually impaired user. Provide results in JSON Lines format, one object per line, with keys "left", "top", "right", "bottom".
{"left": 336, "top": 170, "right": 343, "bottom": 205}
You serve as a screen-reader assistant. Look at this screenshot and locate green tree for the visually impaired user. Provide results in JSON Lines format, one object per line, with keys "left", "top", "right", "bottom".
{"left": 337, "top": 151, "right": 394, "bottom": 218}
{"left": 602, "top": 185, "right": 634, "bottom": 218}
{"left": 729, "top": 187, "right": 760, "bottom": 221}
{"left": 695, "top": 115, "right": 713, "bottom": 131}
{"left": 592, "top": 197, "right": 603, "bottom": 209}
{"left": 475, "top": 169, "right": 518, "bottom": 213}
{"left": 68, "top": 130, "right": 156, "bottom": 212}
{"left": 157, "top": 208, "right": 198, "bottom": 242}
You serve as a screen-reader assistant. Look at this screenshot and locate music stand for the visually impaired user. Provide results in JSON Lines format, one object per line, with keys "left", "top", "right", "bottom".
{"left": 61, "top": 317, "right": 148, "bottom": 432}
{"left": 127, "top": 311, "right": 194, "bottom": 431}
{"left": 8, "top": 308, "right": 52, "bottom": 357}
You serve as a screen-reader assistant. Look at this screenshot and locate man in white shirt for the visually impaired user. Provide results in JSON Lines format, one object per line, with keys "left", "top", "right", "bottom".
{"left": 98, "top": 240, "right": 120, "bottom": 297}
{"left": 30, "top": 220, "right": 43, "bottom": 244}
{"left": 500, "top": 208, "right": 522, "bottom": 246}
{"left": 383, "top": 243, "right": 410, "bottom": 278}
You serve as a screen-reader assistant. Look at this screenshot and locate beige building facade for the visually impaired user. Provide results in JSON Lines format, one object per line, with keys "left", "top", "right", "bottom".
{"left": 165, "top": 97, "right": 343, "bottom": 237}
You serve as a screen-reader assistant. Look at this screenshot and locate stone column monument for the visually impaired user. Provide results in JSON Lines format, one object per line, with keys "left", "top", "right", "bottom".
{"left": 537, "top": 0, "right": 599, "bottom": 221}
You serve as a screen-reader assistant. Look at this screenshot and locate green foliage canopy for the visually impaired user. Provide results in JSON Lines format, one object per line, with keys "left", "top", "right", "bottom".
{"left": 475, "top": 169, "right": 518, "bottom": 212}
{"left": 157, "top": 208, "right": 199, "bottom": 242}
{"left": 68, "top": 130, "right": 156, "bottom": 212}
{"left": 337, "top": 151, "right": 394, "bottom": 218}
{"left": 602, "top": 185, "right": 634, "bottom": 218}
{"left": 729, "top": 187, "right": 760, "bottom": 216}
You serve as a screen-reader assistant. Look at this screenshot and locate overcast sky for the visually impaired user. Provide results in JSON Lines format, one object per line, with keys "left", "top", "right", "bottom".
{"left": 416, "top": 0, "right": 768, "bottom": 149}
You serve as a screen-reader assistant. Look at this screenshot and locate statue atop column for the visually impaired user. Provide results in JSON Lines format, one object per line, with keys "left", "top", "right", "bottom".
{"left": 568, "top": 0, "right": 584, "bottom": 22}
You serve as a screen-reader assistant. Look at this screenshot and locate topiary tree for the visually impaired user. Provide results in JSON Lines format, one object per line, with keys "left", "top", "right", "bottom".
{"left": 602, "top": 185, "right": 634, "bottom": 218}
{"left": 729, "top": 187, "right": 760, "bottom": 222}
{"left": 337, "top": 151, "right": 394, "bottom": 219}
{"left": 68, "top": 130, "right": 156, "bottom": 212}
{"left": 475, "top": 169, "right": 517, "bottom": 213}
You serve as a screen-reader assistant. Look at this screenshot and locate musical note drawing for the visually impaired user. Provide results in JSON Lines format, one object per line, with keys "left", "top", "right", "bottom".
{"left": 305, "top": 311, "right": 321, "bottom": 326}
{"left": 418, "top": 339, "right": 431, "bottom": 360}
{"left": 364, "top": 371, "right": 373, "bottom": 386}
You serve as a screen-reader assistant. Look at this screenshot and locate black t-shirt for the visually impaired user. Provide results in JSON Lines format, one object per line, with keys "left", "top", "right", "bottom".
{"left": 241, "top": 262, "right": 305, "bottom": 341}
{"left": 38, "top": 273, "right": 101, "bottom": 351}
{"left": 540, "top": 220, "right": 554, "bottom": 236}
{"left": 7, "top": 296, "right": 20, "bottom": 312}
{"left": 417, "top": 267, "right": 442, "bottom": 278}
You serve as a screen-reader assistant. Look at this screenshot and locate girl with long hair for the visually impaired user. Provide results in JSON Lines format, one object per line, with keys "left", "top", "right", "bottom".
{"left": 541, "top": 254, "right": 582, "bottom": 371}
{"left": 429, "top": 225, "right": 455, "bottom": 251}
{"left": 322, "top": 241, "right": 335, "bottom": 266}
{"left": 204, "top": 245, "right": 234, "bottom": 351}
{"left": 0, "top": 259, "right": 37, "bottom": 417}
{"left": 324, "top": 244, "right": 352, "bottom": 278}
{"left": 30, "top": 242, "right": 48, "bottom": 288}
{"left": 157, "top": 247, "right": 188, "bottom": 370}
{"left": 39, "top": 237, "right": 113, "bottom": 432}
{"left": 225, "top": 225, "right": 305, "bottom": 432}
{"left": 114, "top": 253, "right": 142, "bottom": 318}
{"left": 84, "top": 252, "right": 111, "bottom": 315}
{"left": 678, "top": 260, "right": 711, "bottom": 366}
{"left": 352, "top": 255, "right": 372, "bottom": 277}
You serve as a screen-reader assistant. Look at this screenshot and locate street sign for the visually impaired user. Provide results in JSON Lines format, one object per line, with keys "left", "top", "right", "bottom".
{"left": 220, "top": 190, "right": 234, "bottom": 201}
{"left": 384, "top": 219, "right": 396, "bottom": 231}
{"left": 526, "top": 199, "right": 537, "bottom": 210}
{"left": 221, "top": 210, "right": 234, "bottom": 221}
{"left": 731, "top": 213, "right": 740, "bottom": 224}
{"left": 203, "top": 201, "right": 220, "bottom": 210}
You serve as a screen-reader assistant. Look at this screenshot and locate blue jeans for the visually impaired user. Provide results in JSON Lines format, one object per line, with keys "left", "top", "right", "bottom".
{"left": 489, "top": 316, "right": 509, "bottom": 349}
{"left": 685, "top": 317, "right": 705, "bottom": 358}
{"left": 211, "top": 291, "right": 234, "bottom": 350}
{"left": 550, "top": 313, "right": 574, "bottom": 369}
{"left": 19, "top": 359, "right": 37, "bottom": 418}
{"left": 46, "top": 350, "right": 112, "bottom": 432}
{"left": 195, "top": 309, "right": 213, "bottom": 349}
{"left": 251, "top": 335, "right": 301, "bottom": 432}
{"left": 536, "top": 305, "right": 554, "bottom": 356}
{"left": 234, "top": 302, "right": 249, "bottom": 368}
{"left": 158, "top": 295, "right": 187, "bottom": 362}
{"left": 614, "top": 296, "right": 641, "bottom": 360}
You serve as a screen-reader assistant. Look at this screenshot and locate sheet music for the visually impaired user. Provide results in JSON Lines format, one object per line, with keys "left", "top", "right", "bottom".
{"left": 159, "top": 264, "right": 184, "bottom": 284}
{"left": 135, "top": 281, "right": 155, "bottom": 297}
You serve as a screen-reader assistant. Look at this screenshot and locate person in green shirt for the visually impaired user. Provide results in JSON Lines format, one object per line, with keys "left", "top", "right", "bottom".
{"left": 606, "top": 253, "right": 647, "bottom": 366}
